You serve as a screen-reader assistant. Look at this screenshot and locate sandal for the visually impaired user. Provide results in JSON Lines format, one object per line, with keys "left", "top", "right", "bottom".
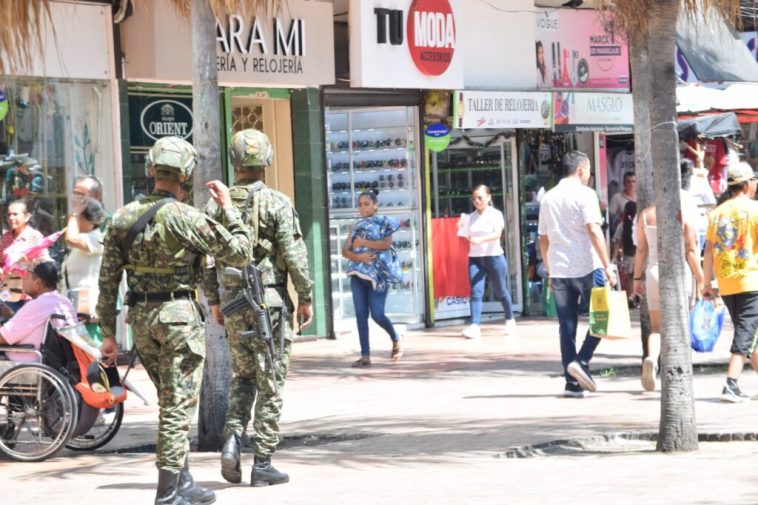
{"left": 351, "top": 356, "right": 371, "bottom": 368}
{"left": 391, "top": 341, "right": 403, "bottom": 361}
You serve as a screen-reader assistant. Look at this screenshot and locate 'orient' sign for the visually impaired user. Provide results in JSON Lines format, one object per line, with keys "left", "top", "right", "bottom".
{"left": 350, "top": 0, "right": 463, "bottom": 89}
{"left": 140, "top": 100, "right": 193, "bottom": 141}
{"left": 407, "top": 0, "right": 456, "bottom": 76}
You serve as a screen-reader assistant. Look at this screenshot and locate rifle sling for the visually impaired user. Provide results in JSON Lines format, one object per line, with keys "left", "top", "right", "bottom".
{"left": 121, "top": 197, "right": 175, "bottom": 262}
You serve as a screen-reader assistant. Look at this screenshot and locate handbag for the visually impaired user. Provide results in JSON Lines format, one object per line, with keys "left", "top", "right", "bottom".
{"left": 690, "top": 298, "right": 725, "bottom": 352}
{"left": 589, "top": 285, "right": 632, "bottom": 339}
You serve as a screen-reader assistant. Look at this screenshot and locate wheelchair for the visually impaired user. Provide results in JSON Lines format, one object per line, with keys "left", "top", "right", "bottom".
{"left": 0, "top": 315, "right": 128, "bottom": 461}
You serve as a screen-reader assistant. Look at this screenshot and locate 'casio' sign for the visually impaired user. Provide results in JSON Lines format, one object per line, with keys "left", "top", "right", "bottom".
{"left": 374, "top": 0, "right": 456, "bottom": 77}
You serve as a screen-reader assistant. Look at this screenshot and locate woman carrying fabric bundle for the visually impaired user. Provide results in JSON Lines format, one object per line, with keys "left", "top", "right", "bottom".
{"left": 342, "top": 191, "right": 403, "bottom": 367}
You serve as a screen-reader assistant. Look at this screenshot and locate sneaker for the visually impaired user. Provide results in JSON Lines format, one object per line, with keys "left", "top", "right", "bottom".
{"left": 351, "top": 356, "right": 371, "bottom": 368}
{"left": 462, "top": 324, "right": 481, "bottom": 339}
{"left": 504, "top": 319, "right": 517, "bottom": 336}
{"left": 721, "top": 382, "right": 750, "bottom": 403}
{"left": 567, "top": 360, "right": 597, "bottom": 392}
{"left": 563, "top": 383, "right": 588, "bottom": 398}
{"left": 641, "top": 357, "right": 657, "bottom": 392}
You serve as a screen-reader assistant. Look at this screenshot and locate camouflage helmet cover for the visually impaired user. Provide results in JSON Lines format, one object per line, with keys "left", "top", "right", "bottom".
{"left": 145, "top": 136, "right": 197, "bottom": 179}
{"left": 229, "top": 129, "right": 273, "bottom": 169}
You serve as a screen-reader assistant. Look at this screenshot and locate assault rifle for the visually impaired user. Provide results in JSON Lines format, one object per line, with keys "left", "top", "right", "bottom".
{"left": 220, "top": 264, "right": 286, "bottom": 395}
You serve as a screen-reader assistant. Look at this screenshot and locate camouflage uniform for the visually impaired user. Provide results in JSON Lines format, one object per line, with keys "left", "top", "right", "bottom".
{"left": 203, "top": 130, "right": 313, "bottom": 459}
{"left": 97, "top": 138, "right": 253, "bottom": 473}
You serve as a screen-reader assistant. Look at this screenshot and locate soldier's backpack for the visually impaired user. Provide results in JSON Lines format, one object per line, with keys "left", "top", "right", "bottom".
{"left": 621, "top": 200, "right": 637, "bottom": 257}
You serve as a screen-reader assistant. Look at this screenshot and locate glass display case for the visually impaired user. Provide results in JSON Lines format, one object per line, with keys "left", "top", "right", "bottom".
{"left": 325, "top": 106, "right": 424, "bottom": 327}
{"left": 430, "top": 130, "right": 522, "bottom": 315}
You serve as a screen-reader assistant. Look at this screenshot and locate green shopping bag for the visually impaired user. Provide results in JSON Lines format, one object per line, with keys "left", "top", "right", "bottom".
{"left": 543, "top": 281, "right": 557, "bottom": 318}
{"left": 589, "top": 286, "right": 631, "bottom": 339}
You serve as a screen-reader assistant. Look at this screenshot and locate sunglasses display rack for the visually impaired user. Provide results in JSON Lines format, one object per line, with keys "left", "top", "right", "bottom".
{"left": 325, "top": 106, "right": 424, "bottom": 328}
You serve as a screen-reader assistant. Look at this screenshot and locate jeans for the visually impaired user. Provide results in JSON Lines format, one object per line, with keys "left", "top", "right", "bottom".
{"left": 551, "top": 268, "right": 606, "bottom": 384}
{"left": 469, "top": 255, "right": 514, "bottom": 324}
{"left": 351, "top": 276, "right": 399, "bottom": 357}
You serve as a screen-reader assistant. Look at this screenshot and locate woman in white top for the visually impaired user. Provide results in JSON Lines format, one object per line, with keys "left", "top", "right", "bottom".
{"left": 61, "top": 198, "right": 106, "bottom": 322}
{"left": 632, "top": 164, "right": 703, "bottom": 392}
{"left": 459, "top": 185, "right": 516, "bottom": 339}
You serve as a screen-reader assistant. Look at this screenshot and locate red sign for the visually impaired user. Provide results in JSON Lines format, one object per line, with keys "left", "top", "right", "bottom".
{"left": 406, "top": 0, "right": 456, "bottom": 76}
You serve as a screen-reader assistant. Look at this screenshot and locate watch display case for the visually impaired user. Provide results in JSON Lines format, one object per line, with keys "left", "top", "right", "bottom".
{"left": 325, "top": 106, "right": 424, "bottom": 326}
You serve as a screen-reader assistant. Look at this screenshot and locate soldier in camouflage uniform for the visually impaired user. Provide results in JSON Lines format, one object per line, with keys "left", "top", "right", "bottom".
{"left": 203, "top": 129, "right": 313, "bottom": 487}
{"left": 98, "top": 136, "right": 254, "bottom": 505}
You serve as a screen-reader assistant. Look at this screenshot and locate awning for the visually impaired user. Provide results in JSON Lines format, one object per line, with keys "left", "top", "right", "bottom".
{"left": 677, "top": 112, "right": 742, "bottom": 140}
{"left": 677, "top": 82, "right": 758, "bottom": 120}
{"left": 676, "top": 6, "right": 758, "bottom": 82}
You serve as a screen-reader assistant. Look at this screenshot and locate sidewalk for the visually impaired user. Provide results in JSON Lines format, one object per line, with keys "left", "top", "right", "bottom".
{"left": 4, "top": 315, "right": 758, "bottom": 505}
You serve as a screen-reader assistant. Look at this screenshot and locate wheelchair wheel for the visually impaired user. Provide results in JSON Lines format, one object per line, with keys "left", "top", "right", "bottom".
{"left": 0, "top": 363, "right": 78, "bottom": 462}
{"left": 67, "top": 401, "right": 123, "bottom": 451}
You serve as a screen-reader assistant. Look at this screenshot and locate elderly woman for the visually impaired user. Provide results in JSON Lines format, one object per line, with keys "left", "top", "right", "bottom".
{"left": 61, "top": 198, "right": 106, "bottom": 326}
{"left": 0, "top": 200, "right": 48, "bottom": 313}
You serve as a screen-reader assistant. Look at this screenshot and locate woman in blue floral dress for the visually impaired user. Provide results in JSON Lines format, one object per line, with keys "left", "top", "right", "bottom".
{"left": 342, "top": 191, "right": 403, "bottom": 367}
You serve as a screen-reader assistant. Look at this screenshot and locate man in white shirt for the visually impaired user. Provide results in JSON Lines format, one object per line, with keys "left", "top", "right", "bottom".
{"left": 609, "top": 172, "right": 637, "bottom": 238}
{"left": 539, "top": 151, "right": 617, "bottom": 398}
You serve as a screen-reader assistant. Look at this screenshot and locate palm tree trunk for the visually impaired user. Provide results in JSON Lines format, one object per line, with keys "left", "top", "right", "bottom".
{"left": 192, "top": 0, "right": 231, "bottom": 451}
{"left": 630, "top": 23, "right": 653, "bottom": 360}
{"left": 649, "top": 0, "right": 698, "bottom": 452}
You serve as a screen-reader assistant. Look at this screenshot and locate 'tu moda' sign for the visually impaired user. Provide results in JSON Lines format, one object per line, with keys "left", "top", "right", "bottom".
{"left": 350, "top": 0, "right": 463, "bottom": 89}
{"left": 407, "top": 0, "right": 456, "bottom": 76}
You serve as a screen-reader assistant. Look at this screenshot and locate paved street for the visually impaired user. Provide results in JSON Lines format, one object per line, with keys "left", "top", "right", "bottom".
{"left": 4, "top": 315, "right": 758, "bottom": 504}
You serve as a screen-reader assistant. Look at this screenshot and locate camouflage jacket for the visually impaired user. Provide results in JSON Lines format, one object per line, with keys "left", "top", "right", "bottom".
{"left": 97, "top": 189, "right": 253, "bottom": 337}
{"left": 202, "top": 181, "right": 313, "bottom": 307}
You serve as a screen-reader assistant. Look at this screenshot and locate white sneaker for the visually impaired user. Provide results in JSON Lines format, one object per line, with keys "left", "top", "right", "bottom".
{"left": 641, "top": 357, "right": 657, "bottom": 392}
{"left": 504, "top": 319, "right": 517, "bottom": 336}
{"left": 462, "top": 324, "right": 481, "bottom": 339}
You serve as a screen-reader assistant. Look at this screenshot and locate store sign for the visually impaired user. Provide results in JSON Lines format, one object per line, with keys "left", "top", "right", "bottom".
{"left": 553, "top": 92, "right": 633, "bottom": 132}
{"left": 535, "top": 9, "right": 629, "bottom": 91}
{"left": 121, "top": 0, "right": 334, "bottom": 86}
{"left": 453, "top": 91, "right": 553, "bottom": 130}
{"left": 425, "top": 122, "right": 451, "bottom": 152}
{"left": 350, "top": 0, "right": 464, "bottom": 89}
{"left": 0, "top": 90, "right": 7, "bottom": 122}
{"left": 129, "top": 94, "right": 193, "bottom": 148}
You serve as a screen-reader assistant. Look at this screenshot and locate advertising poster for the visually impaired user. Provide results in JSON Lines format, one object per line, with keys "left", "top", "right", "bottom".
{"left": 535, "top": 9, "right": 629, "bottom": 91}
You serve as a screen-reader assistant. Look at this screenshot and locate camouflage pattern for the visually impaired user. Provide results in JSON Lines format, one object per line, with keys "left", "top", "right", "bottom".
{"left": 97, "top": 189, "right": 253, "bottom": 470}
{"left": 202, "top": 180, "right": 313, "bottom": 456}
{"left": 145, "top": 136, "right": 197, "bottom": 178}
{"left": 228, "top": 129, "right": 274, "bottom": 168}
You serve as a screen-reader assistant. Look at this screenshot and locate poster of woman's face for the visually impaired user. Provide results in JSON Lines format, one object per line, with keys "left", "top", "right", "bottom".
{"left": 535, "top": 40, "right": 547, "bottom": 88}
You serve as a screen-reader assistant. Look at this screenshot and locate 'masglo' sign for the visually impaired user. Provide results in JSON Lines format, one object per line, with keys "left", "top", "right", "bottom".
{"left": 350, "top": 0, "right": 463, "bottom": 89}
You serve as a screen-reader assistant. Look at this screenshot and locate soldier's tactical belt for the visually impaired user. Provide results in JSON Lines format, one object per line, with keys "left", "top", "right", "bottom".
{"left": 123, "top": 265, "right": 191, "bottom": 275}
{"left": 127, "top": 290, "right": 196, "bottom": 306}
{"left": 222, "top": 281, "right": 286, "bottom": 289}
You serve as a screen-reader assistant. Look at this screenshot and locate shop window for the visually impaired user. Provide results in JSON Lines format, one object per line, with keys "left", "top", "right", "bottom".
{"left": 0, "top": 79, "right": 115, "bottom": 245}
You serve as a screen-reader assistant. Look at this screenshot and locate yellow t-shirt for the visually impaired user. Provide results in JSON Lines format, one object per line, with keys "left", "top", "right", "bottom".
{"left": 705, "top": 196, "right": 758, "bottom": 295}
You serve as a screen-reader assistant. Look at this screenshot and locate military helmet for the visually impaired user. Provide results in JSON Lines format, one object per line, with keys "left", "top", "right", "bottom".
{"left": 229, "top": 129, "right": 273, "bottom": 169}
{"left": 145, "top": 136, "right": 197, "bottom": 179}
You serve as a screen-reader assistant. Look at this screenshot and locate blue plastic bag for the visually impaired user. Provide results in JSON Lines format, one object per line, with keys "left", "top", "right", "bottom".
{"left": 690, "top": 298, "right": 725, "bottom": 352}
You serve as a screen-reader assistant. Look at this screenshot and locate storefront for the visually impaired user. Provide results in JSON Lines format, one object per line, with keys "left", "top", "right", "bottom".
{"left": 120, "top": 0, "right": 335, "bottom": 336}
{"left": 0, "top": 1, "right": 120, "bottom": 234}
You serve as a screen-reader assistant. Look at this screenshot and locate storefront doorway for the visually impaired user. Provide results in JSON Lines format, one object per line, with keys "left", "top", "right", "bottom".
{"left": 430, "top": 130, "right": 522, "bottom": 320}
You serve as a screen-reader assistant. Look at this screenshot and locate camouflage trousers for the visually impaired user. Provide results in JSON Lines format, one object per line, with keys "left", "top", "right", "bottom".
{"left": 128, "top": 299, "right": 206, "bottom": 471}
{"left": 222, "top": 306, "right": 292, "bottom": 457}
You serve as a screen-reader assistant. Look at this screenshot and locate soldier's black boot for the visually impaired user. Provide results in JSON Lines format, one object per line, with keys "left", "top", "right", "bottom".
{"left": 220, "top": 434, "right": 242, "bottom": 484}
{"left": 251, "top": 455, "right": 290, "bottom": 487}
{"left": 155, "top": 469, "right": 190, "bottom": 505}
{"left": 178, "top": 459, "right": 216, "bottom": 504}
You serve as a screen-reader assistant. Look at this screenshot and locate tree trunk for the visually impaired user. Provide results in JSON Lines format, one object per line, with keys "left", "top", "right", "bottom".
{"left": 629, "top": 23, "right": 653, "bottom": 360}
{"left": 649, "top": 0, "right": 698, "bottom": 452}
{"left": 193, "top": 0, "right": 231, "bottom": 452}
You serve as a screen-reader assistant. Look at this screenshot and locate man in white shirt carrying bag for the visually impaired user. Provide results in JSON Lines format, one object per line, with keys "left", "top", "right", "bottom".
{"left": 539, "top": 151, "right": 617, "bottom": 398}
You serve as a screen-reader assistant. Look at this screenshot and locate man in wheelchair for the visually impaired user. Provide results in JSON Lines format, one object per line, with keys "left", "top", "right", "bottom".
{"left": 0, "top": 261, "right": 77, "bottom": 360}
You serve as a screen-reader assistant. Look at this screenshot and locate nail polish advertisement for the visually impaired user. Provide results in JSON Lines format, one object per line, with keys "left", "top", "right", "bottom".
{"left": 535, "top": 9, "right": 629, "bottom": 91}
